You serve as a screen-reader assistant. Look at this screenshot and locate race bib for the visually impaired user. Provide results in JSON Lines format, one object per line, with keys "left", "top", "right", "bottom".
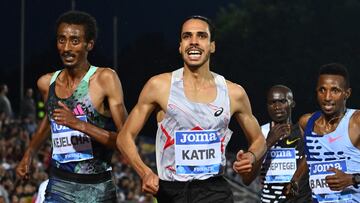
{"left": 264, "top": 148, "right": 297, "bottom": 183}
{"left": 50, "top": 115, "right": 94, "bottom": 163}
{"left": 174, "top": 130, "right": 221, "bottom": 175}
{"left": 309, "top": 160, "right": 352, "bottom": 202}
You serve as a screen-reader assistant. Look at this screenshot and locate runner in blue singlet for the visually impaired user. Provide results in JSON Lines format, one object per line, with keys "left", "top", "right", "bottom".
{"left": 298, "top": 63, "right": 360, "bottom": 203}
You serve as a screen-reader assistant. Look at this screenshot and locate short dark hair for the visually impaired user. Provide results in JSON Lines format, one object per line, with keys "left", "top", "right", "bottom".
{"left": 319, "top": 63, "right": 350, "bottom": 88}
{"left": 56, "top": 10, "right": 98, "bottom": 42}
{"left": 180, "top": 15, "right": 215, "bottom": 42}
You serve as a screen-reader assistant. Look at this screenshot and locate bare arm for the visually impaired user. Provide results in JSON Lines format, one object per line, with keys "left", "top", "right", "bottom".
{"left": 53, "top": 69, "right": 128, "bottom": 149}
{"left": 282, "top": 114, "right": 311, "bottom": 197}
{"left": 230, "top": 83, "right": 266, "bottom": 178}
{"left": 117, "top": 74, "right": 169, "bottom": 195}
{"left": 242, "top": 123, "right": 291, "bottom": 185}
{"left": 16, "top": 74, "right": 52, "bottom": 179}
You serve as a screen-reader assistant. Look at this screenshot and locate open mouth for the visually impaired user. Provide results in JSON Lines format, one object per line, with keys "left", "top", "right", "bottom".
{"left": 322, "top": 103, "right": 334, "bottom": 111}
{"left": 187, "top": 49, "right": 202, "bottom": 60}
{"left": 62, "top": 53, "right": 76, "bottom": 61}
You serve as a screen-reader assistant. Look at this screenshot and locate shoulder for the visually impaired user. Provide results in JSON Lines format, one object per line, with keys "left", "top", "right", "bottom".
{"left": 225, "top": 80, "right": 247, "bottom": 100}
{"left": 299, "top": 113, "right": 313, "bottom": 131}
{"left": 95, "top": 67, "right": 119, "bottom": 81}
{"left": 350, "top": 109, "right": 360, "bottom": 124}
{"left": 145, "top": 72, "right": 172, "bottom": 90}
{"left": 37, "top": 73, "right": 53, "bottom": 90}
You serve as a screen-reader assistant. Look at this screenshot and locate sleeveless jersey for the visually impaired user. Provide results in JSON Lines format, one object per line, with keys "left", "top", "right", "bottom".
{"left": 304, "top": 109, "right": 360, "bottom": 203}
{"left": 156, "top": 68, "right": 233, "bottom": 181}
{"left": 260, "top": 123, "right": 311, "bottom": 203}
{"left": 46, "top": 66, "right": 116, "bottom": 174}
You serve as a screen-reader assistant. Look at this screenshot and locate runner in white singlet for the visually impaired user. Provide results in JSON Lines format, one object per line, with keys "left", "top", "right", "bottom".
{"left": 117, "top": 15, "right": 266, "bottom": 203}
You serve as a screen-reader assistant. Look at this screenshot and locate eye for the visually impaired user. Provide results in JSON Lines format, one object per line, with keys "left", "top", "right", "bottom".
{"left": 57, "top": 37, "right": 65, "bottom": 44}
{"left": 198, "top": 33, "right": 208, "bottom": 39}
{"left": 182, "top": 33, "right": 191, "bottom": 39}
{"left": 317, "top": 88, "right": 325, "bottom": 94}
{"left": 72, "top": 38, "right": 79, "bottom": 44}
{"left": 331, "top": 88, "right": 341, "bottom": 94}
{"left": 279, "top": 99, "right": 287, "bottom": 104}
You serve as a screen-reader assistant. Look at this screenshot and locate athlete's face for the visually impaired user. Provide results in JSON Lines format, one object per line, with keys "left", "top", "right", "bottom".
{"left": 267, "top": 88, "right": 293, "bottom": 124}
{"left": 316, "top": 74, "right": 350, "bottom": 117}
{"left": 179, "top": 19, "right": 215, "bottom": 69}
{"left": 57, "top": 23, "right": 93, "bottom": 68}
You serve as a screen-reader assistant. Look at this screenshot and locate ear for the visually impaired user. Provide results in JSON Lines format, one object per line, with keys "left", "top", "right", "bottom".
{"left": 179, "top": 42, "right": 182, "bottom": 54}
{"left": 210, "top": 41, "right": 215, "bottom": 53}
{"left": 86, "top": 40, "right": 94, "bottom": 51}
{"left": 345, "top": 88, "right": 352, "bottom": 100}
{"left": 290, "top": 100, "right": 296, "bottom": 108}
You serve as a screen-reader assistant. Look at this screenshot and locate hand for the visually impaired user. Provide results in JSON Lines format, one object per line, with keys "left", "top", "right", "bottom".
{"left": 141, "top": 171, "right": 159, "bottom": 195}
{"left": 282, "top": 180, "right": 299, "bottom": 199}
{"left": 325, "top": 167, "right": 353, "bottom": 191}
{"left": 266, "top": 123, "right": 290, "bottom": 148}
{"left": 53, "top": 101, "right": 78, "bottom": 129}
{"left": 16, "top": 153, "right": 32, "bottom": 180}
{"left": 233, "top": 150, "right": 255, "bottom": 174}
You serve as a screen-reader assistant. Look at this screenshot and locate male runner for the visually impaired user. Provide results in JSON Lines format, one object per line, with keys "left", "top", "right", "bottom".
{"left": 16, "top": 11, "right": 127, "bottom": 202}
{"left": 239, "top": 85, "right": 311, "bottom": 202}
{"left": 116, "top": 15, "right": 266, "bottom": 202}
{"left": 299, "top": 63, "right": 360, "bottom": 202}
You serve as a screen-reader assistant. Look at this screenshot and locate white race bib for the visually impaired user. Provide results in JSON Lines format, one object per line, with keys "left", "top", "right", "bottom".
{"left": 309, "top": 160, "right": 352, "bottom": 202}
{"left": 50, "top": 115, "right": 93, "bottom": 163}
{"left": 174, "top": 130, "right": 221, "bottom": 175}
{"left": 264, "top": 148, "right": 297, "bottom": 183}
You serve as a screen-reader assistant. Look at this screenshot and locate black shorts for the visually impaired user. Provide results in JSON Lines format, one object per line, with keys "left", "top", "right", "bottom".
{"left": 155, "top": 176, "right": 234, "bottom": 203}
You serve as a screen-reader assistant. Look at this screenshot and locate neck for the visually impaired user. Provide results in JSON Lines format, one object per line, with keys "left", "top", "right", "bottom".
{"left": 319, "top": 108, "right": 346, "bottom": 133}
{"left": 323, "top": 108, "right": 347, "bottom": 123}
{"left": 64, "top": 62, "right": 90, "bottom": 80}
{"left": 183, "top": 62, "right": 212, "bottom": 79}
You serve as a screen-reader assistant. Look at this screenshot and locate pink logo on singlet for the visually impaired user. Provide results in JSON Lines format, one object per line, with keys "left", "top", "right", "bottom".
{"left": 72, "top": 104, "right": 84, "bottom": 116}
{"left": 328, "top": 135, "right": 342, "bottom": 143}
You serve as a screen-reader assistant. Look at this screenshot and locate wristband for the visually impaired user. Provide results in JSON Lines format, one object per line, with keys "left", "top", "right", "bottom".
{"left": 247, "top": 150, "right": 256, "bottom": 164}
{"left": 353, "top": 173, "right": 360, "bottom": 189}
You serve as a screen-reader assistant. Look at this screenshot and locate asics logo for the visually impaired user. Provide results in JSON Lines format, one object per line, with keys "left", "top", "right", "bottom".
{"left": 214, "top": 107, "right": 224, "bottom": 117}
{"left": 328, "top": 135, "right": 342, "bottom": 143}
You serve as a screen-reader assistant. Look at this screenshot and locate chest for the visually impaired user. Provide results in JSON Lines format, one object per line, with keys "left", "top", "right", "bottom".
{"left": 183, "top": 84, "right": 217, "bottom": 104}
{"left": 53, "top": 80, "right": 106, "bottom": 114}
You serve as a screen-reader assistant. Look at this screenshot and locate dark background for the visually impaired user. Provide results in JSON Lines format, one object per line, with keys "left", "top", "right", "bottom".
{"left": 1, "top": 0, "right": 360, "bottom": 152}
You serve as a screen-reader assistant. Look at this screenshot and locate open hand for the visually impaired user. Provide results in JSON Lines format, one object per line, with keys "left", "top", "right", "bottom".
{"left": 53, "top": 101, "right": 78, "bottom": 128}
{"left": 326, "top": 167, "right": 353, "bottom": 191}
{"left": 266, "top": 123, "right": 290, "bottom": 148}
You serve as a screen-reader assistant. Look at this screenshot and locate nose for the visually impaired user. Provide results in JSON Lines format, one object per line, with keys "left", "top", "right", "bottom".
{"left": 324, "top": 90, "right": 332, "bottom": 101}
{"left": 63, "top": 40, "right": 71, "bottom": 52}
{"left": 190, "top": 36, "right": 199, "bottom": 45}
{"left": 273, "top": 102, "right": 281, "bottom": 110}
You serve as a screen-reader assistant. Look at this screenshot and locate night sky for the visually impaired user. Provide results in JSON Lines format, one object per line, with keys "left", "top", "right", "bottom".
{"left": 1, "top": 0, "right": 232, "bottom": 108}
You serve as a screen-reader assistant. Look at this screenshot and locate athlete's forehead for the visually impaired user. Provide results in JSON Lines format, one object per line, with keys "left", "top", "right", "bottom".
{"left": 181, "top": 19, "right": 210, "bottom": 35}
{"left": 317, "top": 74, "right": 347, "bottom": 89}
{"left": 267, "top": 88, "right": 290, "bottom": 101}
{"left": 57, "top": 23, "right": 86, "bottom": 37}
